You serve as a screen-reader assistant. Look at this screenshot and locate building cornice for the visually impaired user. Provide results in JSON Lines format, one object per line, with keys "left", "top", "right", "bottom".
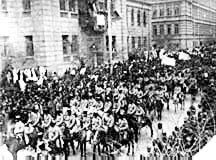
{"left": 126, "top": 0, "right": 152, "bottom": 6}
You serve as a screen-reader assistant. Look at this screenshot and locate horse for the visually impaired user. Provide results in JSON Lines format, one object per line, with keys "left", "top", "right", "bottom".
{"left": 92, "top": 129, "right": 113, "bottom": 157}
{"left": 108, "top": 126, "right": 135, "bottom": 156}
{"left": 71, "top": 129, "right": 87, "bottom": 157}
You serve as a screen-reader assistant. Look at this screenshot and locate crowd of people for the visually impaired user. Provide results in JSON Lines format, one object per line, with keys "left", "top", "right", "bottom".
{"left": 0, "top": 45, "right": 216, "bottom": 159}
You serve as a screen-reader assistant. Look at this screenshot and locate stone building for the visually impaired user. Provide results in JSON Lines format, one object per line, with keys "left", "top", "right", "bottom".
{"left": 149, "top": 0, "right": 216, "bottom": 49}
{"left": 0, "top": 0, "right": 151, "bottom": 74}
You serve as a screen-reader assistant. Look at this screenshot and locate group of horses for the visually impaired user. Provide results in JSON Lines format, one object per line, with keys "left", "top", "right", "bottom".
{"left": 4, "top": 112, "right": 153, "bottom": 160}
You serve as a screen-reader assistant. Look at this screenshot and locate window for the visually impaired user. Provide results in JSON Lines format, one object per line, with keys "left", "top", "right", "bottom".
{"left": 174, "top": 6, "right": 180, "bottom": 16}
{"left": 71, "top": 35, "right": 78, "bottom": 53}
{"left": 1, "top": 0, "right": 7, "bottom": 11}
{"left": 153, "top": 25, "right": 157, "bottom": 36}
{"left": 143, "top": 37, "right": 147, "bottom": 47}
{"left": 0, "top": 36, "right": 9, "bottom": 57}
{"left": 25, "top": 36, "right": 34, "bottom": 56}
{"left": 62, "top": 35, "right": 69, "bottom": 55}
{"left": 131, "top": 8, "right": 134, "bottom": 26}
{"left": 132, "top": 37, "right": 135, "bottom": 49}
{"left": 127, "top": 36, "right": 129, "bottom": 51}
{"left": 60, "top": 0, "right": 67, "bottom": 11}
{"left": 174, "top": 24, "right": 179, "bottom": 34}
{"left": 160, "top": 24, "right": 164, "bottom": 35}
{"left": 143, "top": 11, "right": 146, "bottom": 26}
{"left": 106, "top": 36, "right": 116, "bottom": 51}
{"left": 159, "top": 8, "right": 164, "bottom": 17}
{"left": 137, "top": 10, "right": 141, "bottom": 26}
{"left": 138, "top": 37, "right": 141, "bottom": 48}
{"left": 153, "top": 9, "right": 157, "bottom": 18}
{"left": 22, "top": 0, "right": 31, "bottom": 13}
{"left": 98, "top": 0, "right": 106, "bottom": 12}
{"left": 167, "top": 24, "right": 172, "bottom": 35}
{"left": 167, "top": 7, "right": 172, "bottom": 16}
{"left": 69, "top": 0, "right": 76, "bottom": 12}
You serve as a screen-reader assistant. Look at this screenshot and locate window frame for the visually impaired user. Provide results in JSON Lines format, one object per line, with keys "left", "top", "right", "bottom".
{"left": 69, "top": 0, "right": 77, "bottom": 13}
{"left": 138, "top": 36, "right": 141, "bottom": 48}
{"left": 152, "top": 9, "right": 157, "bottom": 18}
{"left": 167, "top": 24, "right": 172, "bottom": 35}
{"left": 166, "top": 7, "right": 172, "bottom": 17}
{"left": 143, "top": 11, "right": 146, "bottom": 27}
{"left": 71, "top": 35, "right": 79, "bottom": 53}
{"left": 159, "top": 24, "right": 164, "bottom": 35}
{"left": 25, "top": 36, "right": 34, "bottom": 57}
{"left": 137, "top": 10, "right": 141, "bottom": 26}
{"left": 174, "top": 24, "right": 179, "bottom": 34}
{"left": 174, "top": 6, "right": 180, "bottom": 16}
{"left": 1, "top": 0, "right": 7, "bottom": 11}
{"left": 153, "top": 25, "right": 158, "bottom": 36}
{"left": 22, "top": 0, "right": 31, "bottom": 13}
{"left": 159, "top": 8, "right": 164, "bottom": 17}
{"left": 131, "top": 8, "right": 134, "bottom": 26}
{"left": 62, "top": 35, "right": 70, "bottom": 55}
{"left": 131, "top": 36, "right": 136, "bottom": 49}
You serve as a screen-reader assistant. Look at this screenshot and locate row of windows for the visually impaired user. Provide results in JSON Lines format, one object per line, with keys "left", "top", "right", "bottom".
{"left": 0, "top": 0, "right": 77, "bottom": 16}
{"left": 193, "top": 6, "right": 216, "bottom": 23}
{"left": 127, "top": 36, "right": 147, "bottom": 49}
{"left": 59, "top": 0, "right": 77, "bottom": 12}
{"left": 129, "top": 8, "right": 147, "bottom": 27}
{"left": 153, "top": 24, "right": 179, "bottom": 36}
{"left": 1, "top": 0, "right": 31, "bottom": 12}
{"left": 0, "top": 35, "right": 79, "bottom": 57}
{"left": 152, "top": 5, "right": 180, "bottom": 18}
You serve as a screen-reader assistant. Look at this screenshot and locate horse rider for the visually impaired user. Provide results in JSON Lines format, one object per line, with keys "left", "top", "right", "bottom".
{"left": 115, "top": 109, "right": 129, "bottom": 142}
{"left": 53, "top": 110, "right": 64, "bottom": 127}
{"left": 47, "top": 121, "right": 63, "bottom": 151}
{"left": 14, "top": 115, "right": 25, "bottom": 143}
{"left": 92, "top": 112, "right": 102, "bottom": 143}
{"left": 64, "top": 109, "right": 76, "bottom": 131}
{"left": 42, "top": 109, "right": 53, "bottom": 129}
{"left": 101, "top": 110, "right": 115, "bottom": 135}
{"left": 135, "top": 99, "right": 145, "bottom": 123}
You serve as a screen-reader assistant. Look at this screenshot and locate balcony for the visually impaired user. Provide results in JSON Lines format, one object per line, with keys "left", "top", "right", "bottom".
{"left": 78, "top": 0, "right": 107, "bottom": 34}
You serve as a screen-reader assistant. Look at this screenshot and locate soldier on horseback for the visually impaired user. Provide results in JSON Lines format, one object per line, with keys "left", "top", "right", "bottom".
{"left": 115, "top": 109, "right": 129, "bottom": 142}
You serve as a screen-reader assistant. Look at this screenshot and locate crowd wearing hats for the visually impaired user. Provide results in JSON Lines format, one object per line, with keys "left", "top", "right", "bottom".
{"left": 150, "top": 45, "right": 216, "bottom": 158}
{"left": 0, "top": 44, "right": 216, "bottom": 159}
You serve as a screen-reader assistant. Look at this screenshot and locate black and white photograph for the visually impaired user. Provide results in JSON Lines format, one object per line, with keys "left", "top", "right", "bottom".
{"left": 0, "top": 0, "right": 216, "bottom": 160}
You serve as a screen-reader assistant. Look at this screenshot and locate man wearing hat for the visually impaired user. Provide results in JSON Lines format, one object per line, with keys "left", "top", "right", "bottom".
{"left": 115, "top": 109, "right": 129, "bottom": 142}
{"left": 102, "top": 110, "right": 114, "bottom": 134}
{"left": 91, "top": 112, "right": 102, "bottom": 142}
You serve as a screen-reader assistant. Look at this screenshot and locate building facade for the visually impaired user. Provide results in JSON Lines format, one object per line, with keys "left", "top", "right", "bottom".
{"left": 0, "top": 0, "right": 151, "bottom": 74}
{"left": 150, "top": 0, "right": 216, "bottom": 49}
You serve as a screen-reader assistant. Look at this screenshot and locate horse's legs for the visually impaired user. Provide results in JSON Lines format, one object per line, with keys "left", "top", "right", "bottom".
{"left": 12, "top": 152, "right": 17, "bottom": 160}
{"left": 98, "top": 144, "right": 101, "bottom": 155}
{"left": 149, "top": 124, "right": 153, "bottom": 137}
{"left": 132, "top": 141, "right": 134, "bottom": 155}
{"left": 80, "top": 142, "right": 84, "bottom": 156}
{"left": 63, "top": 140, "right": 70, "bottom": 160}
{"left": 76, "top": 141, "right": 80, "bottom": 150}
{"left": 83, "top": 140, "right": 86, "bottom": 156}
{"left": 127, "top": 142, "right": 130, "bottom": 155}
{"left": 70, "top": 139, "right": 76, "bottom": 155}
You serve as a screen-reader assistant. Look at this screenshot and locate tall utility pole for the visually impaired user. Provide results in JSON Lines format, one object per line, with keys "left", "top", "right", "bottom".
{"left": 107, "top": 0, "right": 113, "bottom": 74}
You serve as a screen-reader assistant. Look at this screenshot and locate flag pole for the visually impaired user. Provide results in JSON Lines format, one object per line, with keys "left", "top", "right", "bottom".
{"left": 107, "top": 0, "right": 113, "bottom": 74}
